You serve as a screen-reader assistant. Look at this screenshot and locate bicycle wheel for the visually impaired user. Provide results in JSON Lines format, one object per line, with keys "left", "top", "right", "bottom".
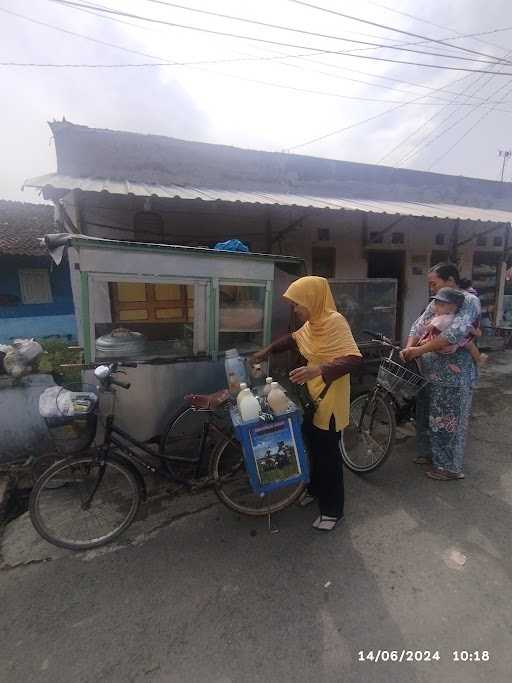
{"left": 210, "top": 435, "right": 305, "bottom": 516}
{"left": 340, "top": 391, "right": 396, "bottom": 473}
{"left": 29, "top": 454, "right": 141, "bottom": 550}
{"left": 160, "top": 405, "right": 228, "bottom": 477}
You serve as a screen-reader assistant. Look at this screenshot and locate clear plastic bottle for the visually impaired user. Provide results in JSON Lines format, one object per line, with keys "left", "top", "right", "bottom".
{"left": 240, "top": 390, "right": 262, "bottom": 422}
{"left": 267, "top": 382, "right": 289, "bottom": 415}
{"left": 225, "top": 348, "right": 247, "bottom": 394}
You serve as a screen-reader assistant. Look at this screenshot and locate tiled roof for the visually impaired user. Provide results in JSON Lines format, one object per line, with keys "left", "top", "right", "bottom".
{"left": 0, "top": 200, "right": 54, "bottom": 256}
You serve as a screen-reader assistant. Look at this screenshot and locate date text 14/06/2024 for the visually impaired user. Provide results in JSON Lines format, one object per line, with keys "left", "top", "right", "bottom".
{"left": 357, "top": 651, "right": 490, "bottom": 663}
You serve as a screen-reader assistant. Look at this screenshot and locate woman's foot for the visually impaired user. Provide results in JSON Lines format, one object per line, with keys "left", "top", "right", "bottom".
{"left": 426, "top": 468, "right": 464, "bottom": 480}
{"left": 413, "top": 456, "right": 432, "bottom": 465}
{"left": 312, "top": 515, "right": 343, "bottom": 531}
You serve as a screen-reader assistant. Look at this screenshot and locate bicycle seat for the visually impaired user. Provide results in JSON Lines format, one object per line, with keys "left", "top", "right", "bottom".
{"left": 185, "top": 389, "right": 231, "bottom": 410}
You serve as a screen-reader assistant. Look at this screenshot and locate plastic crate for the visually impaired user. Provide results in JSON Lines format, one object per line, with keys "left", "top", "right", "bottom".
{"left": 230, "top": 403, "right": 309, "bottom": 495}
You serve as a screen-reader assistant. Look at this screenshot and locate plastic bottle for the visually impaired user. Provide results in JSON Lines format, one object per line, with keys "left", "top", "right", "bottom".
{"left": 225, "top": 349, "right": 247, "bottom": 394}
{"left": 240, "top": 390, "right": 262, "bottom": 422}
{"left": 267, "top": 382, "right": 289, "bottom": 415}
{"left": 262, "top": 377, "right": 273, "bottom": 397}
{"left": 236, "top": 384, "right": 249, "bottom": 410}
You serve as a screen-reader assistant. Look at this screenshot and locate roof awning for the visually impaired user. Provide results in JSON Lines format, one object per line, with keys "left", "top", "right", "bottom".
{"left": 24, "top": 172, "right": 512, "bottom": 225}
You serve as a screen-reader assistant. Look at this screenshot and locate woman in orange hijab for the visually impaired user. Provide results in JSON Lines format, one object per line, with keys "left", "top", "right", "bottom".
{"left": 252, "top": 276, "right": 362, "bottom": 531}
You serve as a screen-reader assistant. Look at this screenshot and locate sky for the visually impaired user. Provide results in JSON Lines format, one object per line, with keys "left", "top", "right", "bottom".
{"left": 2, "top": 0, "right": 512, "bottom": 203}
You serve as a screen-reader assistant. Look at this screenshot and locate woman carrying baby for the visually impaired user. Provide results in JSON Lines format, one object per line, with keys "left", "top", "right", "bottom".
{"left": 401, "top": 263, "right": 481, "bottom": 481}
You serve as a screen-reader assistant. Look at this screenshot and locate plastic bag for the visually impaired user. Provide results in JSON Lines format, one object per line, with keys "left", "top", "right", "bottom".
{"left": 39, "top": 386, "right": 97, "bottom": 418}
{"left": 0, "top": 339, "right": 43, "bottom": 378}
{"left": 214, "top": 239, "right": 249, "bottom": 253}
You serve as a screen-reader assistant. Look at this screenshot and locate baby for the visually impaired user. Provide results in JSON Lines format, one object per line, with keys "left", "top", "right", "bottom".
{"left": 419, "top": 287, "right": 487, "bottom": 366}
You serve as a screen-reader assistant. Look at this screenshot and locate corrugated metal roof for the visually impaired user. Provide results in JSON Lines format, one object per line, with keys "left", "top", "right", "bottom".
{"left": 25, "top": 173, "right": 512, "bottom": 224}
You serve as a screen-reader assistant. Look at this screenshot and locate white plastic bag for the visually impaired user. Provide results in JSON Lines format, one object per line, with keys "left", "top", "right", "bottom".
{"left": 1, "top": 338, "right": 43, "bottom": 378}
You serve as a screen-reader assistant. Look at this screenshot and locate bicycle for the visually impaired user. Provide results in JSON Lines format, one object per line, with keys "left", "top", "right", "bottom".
{"left": 339, "top": 331, "right": 427, "bottom": 474}
{"left": 30, "top": 363, "right": 305, "bottom": 550}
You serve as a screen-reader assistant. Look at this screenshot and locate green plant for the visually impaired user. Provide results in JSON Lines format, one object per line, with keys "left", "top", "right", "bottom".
{"left": 35, "top": 339, "right": 82, "bottom": 386}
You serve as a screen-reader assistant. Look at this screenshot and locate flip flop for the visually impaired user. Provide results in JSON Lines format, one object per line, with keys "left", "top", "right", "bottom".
{"left": 313, "top": 515, "right": 343, "bottom": 531}
{"left": 426, "top": 468, "right": 465, "bottom": 480}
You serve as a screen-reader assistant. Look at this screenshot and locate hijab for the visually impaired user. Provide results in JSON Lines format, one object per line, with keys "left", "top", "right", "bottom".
{"left": 284, "top": 276, "right": 360, "bottom": 363}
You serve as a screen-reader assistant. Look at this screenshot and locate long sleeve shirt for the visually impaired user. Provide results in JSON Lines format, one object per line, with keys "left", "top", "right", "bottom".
{"left": 265, "top": 334, "right": 362, "bottom": 385}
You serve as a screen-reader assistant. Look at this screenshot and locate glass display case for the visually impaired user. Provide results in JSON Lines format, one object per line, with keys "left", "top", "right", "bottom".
{"left": 329, "top": 279, "right": 398, "bottom": 341}
{"left": 472, "top": 253, "right": 500, "bottom": 317}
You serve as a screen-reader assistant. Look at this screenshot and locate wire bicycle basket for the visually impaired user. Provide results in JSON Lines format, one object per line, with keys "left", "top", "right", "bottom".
{"left": 39, "top": 383, "right": 98, "bottom": 454}
{"left": 377, "top": 358, "right": 427, "bottom": 400}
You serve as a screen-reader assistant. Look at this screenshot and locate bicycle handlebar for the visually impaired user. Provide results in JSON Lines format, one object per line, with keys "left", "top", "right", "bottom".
{"left": 362, "top": 330, "right": 402, "bottom": 351}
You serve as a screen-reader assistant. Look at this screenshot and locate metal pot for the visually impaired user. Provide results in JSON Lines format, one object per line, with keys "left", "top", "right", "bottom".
{"left": 95, "top": 328, "right": 146, "bottom": 359}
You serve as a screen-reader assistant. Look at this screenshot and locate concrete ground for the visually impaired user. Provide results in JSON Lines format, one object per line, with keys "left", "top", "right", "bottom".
{"left": 1, "top": 354, "right": 512, "bottom": 683}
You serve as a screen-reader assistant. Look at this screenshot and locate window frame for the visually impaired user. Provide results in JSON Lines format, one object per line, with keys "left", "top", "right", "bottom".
{"left": 18, "top": 268, "right": 53, "bottom": 305}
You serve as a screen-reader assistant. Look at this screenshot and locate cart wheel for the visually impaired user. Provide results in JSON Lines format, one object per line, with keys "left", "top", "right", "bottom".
{"left": 340, "top": 392, "right": 396, "bottom": 473}
{"left": 210, "top": 435, "right": 305, "bottom": 516}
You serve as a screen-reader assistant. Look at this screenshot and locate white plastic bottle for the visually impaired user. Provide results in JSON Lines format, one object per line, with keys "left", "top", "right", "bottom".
{"left": 267, "top": 382, "right": 289, "bottom": 415}
{"left": 236, "top": 384, "right": 249, "bottom": 410}
{"left": 262, "top": 377, "right": 273, "bottom": 397}
{"left": 240, "top": 390, "right": 262, "bottom": 422}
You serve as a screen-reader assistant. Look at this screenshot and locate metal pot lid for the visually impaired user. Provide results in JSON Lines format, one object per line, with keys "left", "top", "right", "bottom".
{"left": 95, "top": 328, "right": 146, "bottom": 350}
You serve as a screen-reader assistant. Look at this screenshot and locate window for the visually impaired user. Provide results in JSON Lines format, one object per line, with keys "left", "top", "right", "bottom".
{"left": 476, "top": 235, "right": 487, "bottom": 247}
{"left": 110, "top": 282, "right": 193, "bottom": 323}
{"left": 311, "top": 246, "right": 336, "bottom": 278}
{"left": 435, "top": 233, "right": 445, "bottom": 246}
{"left": 219, "top": 284, "right": 265, "bottom": 353}
{"left": 494, "top": 236, "right": 503, "bottom": 247}
{"left": 95, "top": 280, "right": 204, "bottom": 360}
{"left": 391, "top": 232, "right": 404, "bottom": 244}
{"left": 317, "top": 228, "right": 330, "bottom": 241}
{"left": 369, "top": 231, "right": 383, "bottom": 244}
{"left": 19, "top": 269, "right": 52, "bottom": 304}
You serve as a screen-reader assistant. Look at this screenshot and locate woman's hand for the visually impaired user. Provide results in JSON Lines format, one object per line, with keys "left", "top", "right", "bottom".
{"left": 289, "top": 365, "right": 321, "bottom": 384}
{"left": 400, "top": 346, "right": 423, "bottom": 362}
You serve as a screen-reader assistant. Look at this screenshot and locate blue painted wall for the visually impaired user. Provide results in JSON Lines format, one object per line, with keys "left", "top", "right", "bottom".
{"left": 0, "top": 255, "right": 76, "bottom": 342}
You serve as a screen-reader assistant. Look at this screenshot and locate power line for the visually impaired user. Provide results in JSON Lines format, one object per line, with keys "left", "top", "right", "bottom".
{"left": 59, "top": 2, "right": 512, "bottom": 107}
{"left": 285, "top": 74, "right": 475, "bottom": 152}
{"left": 393, "top": 52, "right": 512, "bottom": 167}
{"left": 288, "top": 0, "right": 512, "bottom": 66}
{"left": 380, "top": 75, "right": 492, "bottom": 165}
{"left": 363, "top": 0, "right": 512, "bottom": 53}
{"left": 9, "top": 6, "right": 505, "bottom": 110}
{"left": 48, "top": 0, "right": 512, "bottom": 75}
{"left": 427, "top": 80, "right": 512, "bottom": 170}
{"left": 139, "top": 0, "right": 508, "bottom": 64}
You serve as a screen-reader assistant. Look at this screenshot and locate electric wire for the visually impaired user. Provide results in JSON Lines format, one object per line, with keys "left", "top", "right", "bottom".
{"left": 45, "top": 0, "right": 512, "bottom": 76}
{"left": 288, "top": 0, "right": 512, "bottom": 65}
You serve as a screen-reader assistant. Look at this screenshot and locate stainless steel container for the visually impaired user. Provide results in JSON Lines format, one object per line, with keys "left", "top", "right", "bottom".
{"left": 95, "top": 328, "right": 146, "bottom": 359}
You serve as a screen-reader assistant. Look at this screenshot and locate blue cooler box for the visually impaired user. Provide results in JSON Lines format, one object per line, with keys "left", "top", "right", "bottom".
{"left": 230, "top": 403, "right": 310, "bottom": 496}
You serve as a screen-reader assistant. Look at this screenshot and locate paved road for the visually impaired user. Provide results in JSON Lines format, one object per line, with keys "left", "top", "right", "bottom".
{"left": 1, "top": 356, "right": 512, "bottom": 682}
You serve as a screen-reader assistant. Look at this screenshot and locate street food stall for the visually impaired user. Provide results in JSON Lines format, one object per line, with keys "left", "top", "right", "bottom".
{"left": 45, "top": 234, "right": 399, "bottom": 441}
{"left": 47, "top": 234, "right": 305, "bottom": 441}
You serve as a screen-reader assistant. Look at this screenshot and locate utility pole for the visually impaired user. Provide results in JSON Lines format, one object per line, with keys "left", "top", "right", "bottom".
{"left": 498, "top": 149, "right": 511, "bottom": 182}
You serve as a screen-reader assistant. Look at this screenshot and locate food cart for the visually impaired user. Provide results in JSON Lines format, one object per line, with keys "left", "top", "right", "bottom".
{"left": 47, "top": 234, "right": 305, "bottom": 441}
{"left": 46, "top": 235, "right": 399, "bottom": 441}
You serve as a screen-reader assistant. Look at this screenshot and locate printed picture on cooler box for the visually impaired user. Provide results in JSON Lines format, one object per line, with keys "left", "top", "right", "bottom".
{"left": 249, "top": 418, "right": 301, "bottom": 486}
